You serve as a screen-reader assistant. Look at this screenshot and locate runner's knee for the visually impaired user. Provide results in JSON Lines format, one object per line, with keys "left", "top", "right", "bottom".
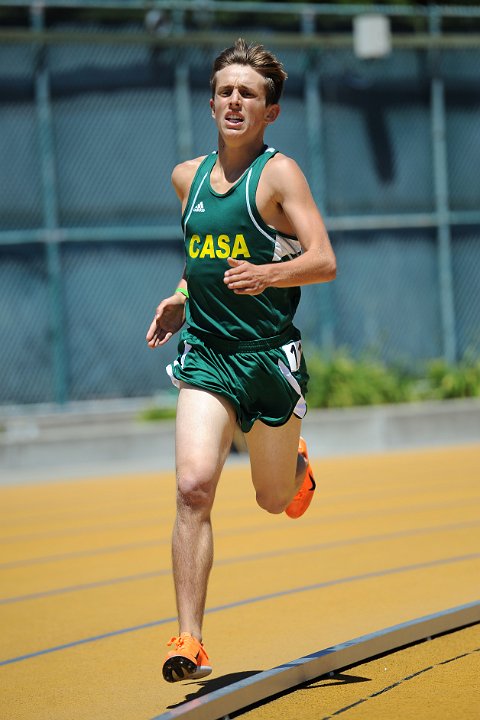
{"left": 255, "top": 489, "right": 289, "bottom": 515}
{"left": 176, "top": 469, "right": 216, "bottom": 512}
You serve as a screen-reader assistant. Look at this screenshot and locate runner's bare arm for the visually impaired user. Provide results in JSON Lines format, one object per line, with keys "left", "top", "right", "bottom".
{"left": 224, "top": 155, "right": 336, "bottom": 295}
{"left": 146, "top": 159, "right": 207, "bottom": 347}
{"left": 146, "top": 267, "right": 187, "bottom": 348}
{"left": 172, "top": 157, "right": 206, "bottom": 212}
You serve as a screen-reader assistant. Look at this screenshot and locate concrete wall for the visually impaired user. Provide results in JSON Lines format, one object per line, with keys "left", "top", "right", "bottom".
{"left": 1, "top": 398, "right": 479, "bottom": 485}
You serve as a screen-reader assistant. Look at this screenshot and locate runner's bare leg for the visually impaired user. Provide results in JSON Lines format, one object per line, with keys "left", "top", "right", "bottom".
{"left": 173, "top": 383, "right": 236, "bottom": 640}
{"left": 245, "top": 414, "right": 308, "bottom": 514}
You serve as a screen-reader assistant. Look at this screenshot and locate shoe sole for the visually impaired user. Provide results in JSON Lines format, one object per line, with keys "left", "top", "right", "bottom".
{"left": 163, "top": 656, "right": 212, "bottom": 683}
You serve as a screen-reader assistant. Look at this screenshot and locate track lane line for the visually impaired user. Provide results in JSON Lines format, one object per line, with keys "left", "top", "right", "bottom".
{"left": 1, "top": 500, "right": 478, "bottom": 570}
{"left": 1, "top": 520, "right": 479, "bottom": 605}
{"left": 1, "top": 553, "right": 478, "bottom": 667}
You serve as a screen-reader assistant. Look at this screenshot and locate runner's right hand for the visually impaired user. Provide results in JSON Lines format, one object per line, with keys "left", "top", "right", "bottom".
{"left": 146, "top": 294, "right": 186, "bottom": 348}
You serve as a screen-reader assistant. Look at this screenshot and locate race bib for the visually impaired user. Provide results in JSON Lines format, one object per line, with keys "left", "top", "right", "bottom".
{"left": 281, "top": 340, "right": 302, "bottom": 372}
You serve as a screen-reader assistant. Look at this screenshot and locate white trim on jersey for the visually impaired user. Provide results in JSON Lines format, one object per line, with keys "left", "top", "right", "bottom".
{"left": 245, "top": 160, "right": 302, "bottom": 262}
{"left": 184, "top": 172, "right": 209, "bottom": 238}
{"left": 273, "top": 234, "right": 302, "bottom": 261}
{"left": 245, "top": 167, "right": 275, "bottom": 243}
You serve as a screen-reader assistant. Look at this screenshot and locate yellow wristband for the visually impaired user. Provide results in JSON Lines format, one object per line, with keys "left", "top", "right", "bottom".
{"left": 175, "top": 287, "right": 189, "bottom": 299}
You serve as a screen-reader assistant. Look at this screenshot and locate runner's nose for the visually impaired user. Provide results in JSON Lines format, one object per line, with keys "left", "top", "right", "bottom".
{"left": 229, "top": 88, "right": 241, "bottom": 106}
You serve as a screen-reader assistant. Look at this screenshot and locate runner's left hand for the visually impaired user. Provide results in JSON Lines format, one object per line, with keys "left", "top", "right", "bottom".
{"left": 224, "top": 257, "right": 268, "bottom": 296}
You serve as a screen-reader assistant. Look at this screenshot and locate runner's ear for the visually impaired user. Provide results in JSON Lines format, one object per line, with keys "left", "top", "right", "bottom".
{"left": 265, "top": 104, "right": 280, "bottom": 124}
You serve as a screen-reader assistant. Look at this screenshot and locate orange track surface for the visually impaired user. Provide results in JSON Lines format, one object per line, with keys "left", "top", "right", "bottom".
{"left": 0, "top": 444, "right": 479, "bottom": 719}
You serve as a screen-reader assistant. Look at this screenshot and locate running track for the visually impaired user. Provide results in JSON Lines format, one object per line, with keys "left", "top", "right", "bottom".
{"left": 1, "top": 444, "right": 479, "bottom": 718}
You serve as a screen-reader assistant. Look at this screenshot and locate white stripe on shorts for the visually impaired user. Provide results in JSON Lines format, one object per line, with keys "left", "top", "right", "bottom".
{"left": 277, "top": 359, "right": 307, "bottom": 419}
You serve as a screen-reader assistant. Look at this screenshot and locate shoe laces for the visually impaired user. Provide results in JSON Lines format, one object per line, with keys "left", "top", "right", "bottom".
{"left": 167, "top": 635, "right": 188, "bottom": 649}
{"left": 167, "top": 634, "right": 208, "bottom": 658}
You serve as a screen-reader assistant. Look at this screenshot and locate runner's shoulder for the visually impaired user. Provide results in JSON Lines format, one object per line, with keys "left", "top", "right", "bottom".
{"left": 263, "top": 152, "right": 307, "bottom": 192}
{"left": 267, "top": 152, "right": 303, "bottom": 175}
{"left": 172, "top": 155, "right": 208, "bottom": 196}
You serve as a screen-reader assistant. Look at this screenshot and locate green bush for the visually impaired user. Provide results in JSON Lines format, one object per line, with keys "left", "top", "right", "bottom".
{"left": 138, "top": 406, "right": 177, "bottom": 421}
{"left": 306, "top": 351, "right": 480, "bottom": 409}
{"left": 417, "top": 359, "right": 480, "bottom": 400}
{"left": 138, "top": 353, "right": 480, "bottom": 418}
{"left": 306, "top": 351, "right": 414, "bottom": 408}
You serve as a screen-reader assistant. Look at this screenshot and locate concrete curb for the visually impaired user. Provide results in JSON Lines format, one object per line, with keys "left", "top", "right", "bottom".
{"left": 152, "top": 601, "right": 480, "bottom": 720}
{"left": 303, "top": 398, "right": 480, "bottom": 457}
{"left": 1, "top": 398, "right": 479, "bottom": 484}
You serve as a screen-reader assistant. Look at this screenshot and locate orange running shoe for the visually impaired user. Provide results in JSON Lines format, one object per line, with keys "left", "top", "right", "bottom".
{"left": 285, "top": 436, "right": 316, "bottom": 519}
{"left": 162, "top": 632, "right": 212, "bottom": 683}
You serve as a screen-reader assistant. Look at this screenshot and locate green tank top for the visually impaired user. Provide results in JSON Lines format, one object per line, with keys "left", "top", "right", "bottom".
{"left": 181, "top": 146, "right": 302, "bottom": 342}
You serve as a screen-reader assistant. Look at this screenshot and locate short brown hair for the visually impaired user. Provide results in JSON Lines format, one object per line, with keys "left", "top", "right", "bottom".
{"left": 210, "top": 38, "right": 288, "bottom": 105}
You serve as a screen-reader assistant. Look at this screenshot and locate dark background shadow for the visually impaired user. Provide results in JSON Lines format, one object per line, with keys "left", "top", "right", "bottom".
{"left": 227, "top": 671, "right": 371, "bottom": 718}
{"left": 166, "top": 670, "right": 261, "bottom": 709}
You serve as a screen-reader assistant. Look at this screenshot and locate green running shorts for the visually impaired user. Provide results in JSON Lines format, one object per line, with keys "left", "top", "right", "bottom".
{"left": 166, "top": 327, "right": 309, "bottom": 433}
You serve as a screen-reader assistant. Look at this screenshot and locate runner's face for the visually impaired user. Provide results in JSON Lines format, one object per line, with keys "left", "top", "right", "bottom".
{"left": 210, "top": 64, "right": 278, "bottom": 142}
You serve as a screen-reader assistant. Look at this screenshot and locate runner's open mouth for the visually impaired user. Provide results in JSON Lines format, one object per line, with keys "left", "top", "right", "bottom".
{"left": 226, "top": 115, "right": 243, "bottom": 124}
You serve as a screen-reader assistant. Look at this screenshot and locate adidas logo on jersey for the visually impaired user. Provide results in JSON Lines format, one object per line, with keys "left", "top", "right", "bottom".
{"left": 193, "top": 201, "right": 205, "bottom": 213}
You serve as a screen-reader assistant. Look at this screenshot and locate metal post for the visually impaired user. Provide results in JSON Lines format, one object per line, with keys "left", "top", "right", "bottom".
{"left": 174, "top": 62, "right": 194, "bottom": 162}
{"left": 304, "top": 61, "right": 325, "bottom": 209}
{"left": 429, "top": 9, "right": 457, "bottom": 363}
{"left": 172, "top": 7, "right": 193, "bottom": 163}
{"left": 32, "top": 2, "right": 68, "bottom": 404}
{"left": 304, "top": 47, "right": 335, "bottom": 355}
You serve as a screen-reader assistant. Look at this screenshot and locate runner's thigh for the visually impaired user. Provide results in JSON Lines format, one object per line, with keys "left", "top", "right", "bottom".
{"left": 175, "top": 382, "right": 237, "bottom": 488}
{"left": 245, "top": 414, "right": 301, "bottom": 499}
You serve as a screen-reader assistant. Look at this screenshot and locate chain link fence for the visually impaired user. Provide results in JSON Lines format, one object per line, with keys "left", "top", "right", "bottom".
{"left": 1, "top": 3, "right": 479, "bottom": 406}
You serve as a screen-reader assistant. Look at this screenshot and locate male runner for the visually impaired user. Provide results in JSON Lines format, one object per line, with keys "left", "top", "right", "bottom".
{"left": 146, "top": 38, "right": 336, "bottom": 683}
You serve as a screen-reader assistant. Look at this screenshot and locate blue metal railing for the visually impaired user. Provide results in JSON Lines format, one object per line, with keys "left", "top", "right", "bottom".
{"left": 1, "top": 2, "right": 479, "bottom": 405}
